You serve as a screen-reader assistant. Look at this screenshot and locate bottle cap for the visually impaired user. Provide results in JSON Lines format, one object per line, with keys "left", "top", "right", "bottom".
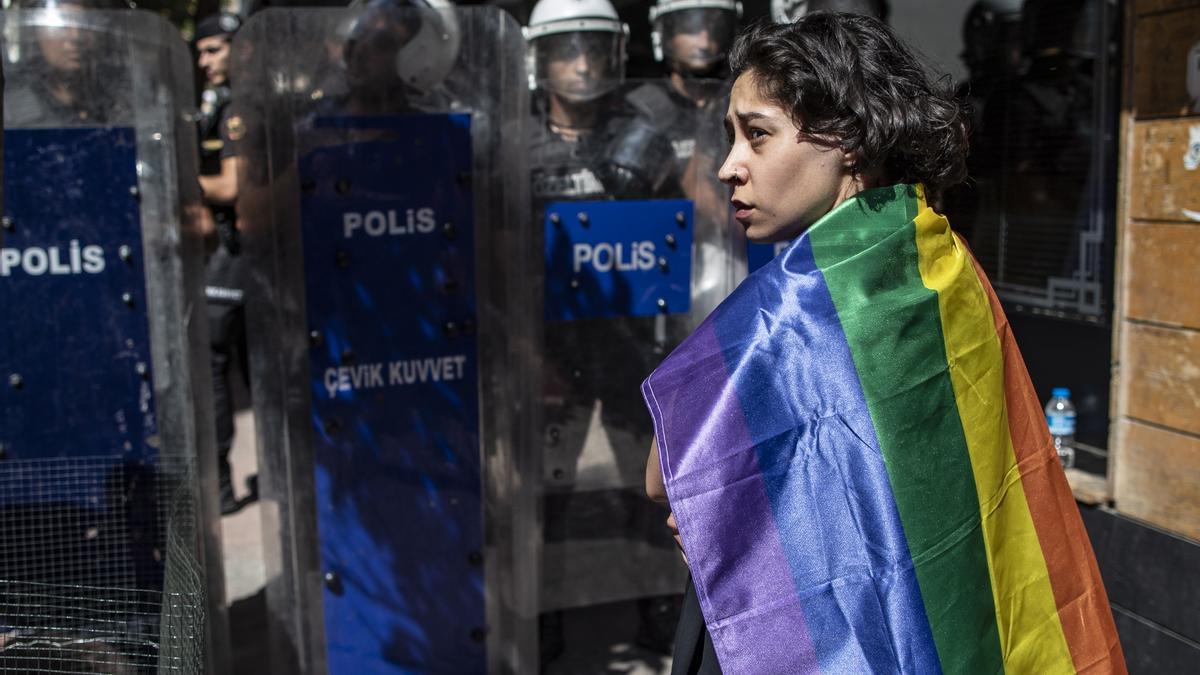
{"left": 1052, "top": 387, "right": 1070, "bottom": 398}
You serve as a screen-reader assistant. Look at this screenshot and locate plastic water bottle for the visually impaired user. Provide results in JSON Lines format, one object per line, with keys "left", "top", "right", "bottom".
{"left": 1045, "top": 387, "right": 1076, "bottom": 469}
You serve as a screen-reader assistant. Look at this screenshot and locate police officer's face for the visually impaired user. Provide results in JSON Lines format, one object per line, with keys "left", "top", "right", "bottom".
{"left": 197, "top": 36, "right": 232, "bottom": 87}
{"left": 345, "top": 16, "right": 415, "bottom": 90}
{"left": 668, "top": 28, "right": 718, "bottom": 72}
{"left": 36, "top": 19, "right": 93, "bottom": 74}
{"left": 544, "top": 32, "right": 614, "bottom": 102}
{"left": 719, "top": 70, "right": 860, "bottom": 243}
{"left": 663, "top": 9, "right": 733, "bottom": 74}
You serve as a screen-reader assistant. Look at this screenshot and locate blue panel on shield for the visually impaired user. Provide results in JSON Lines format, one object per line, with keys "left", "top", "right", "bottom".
{"left": 299, "top": 114, "right": 484, "bottom": 673}
{"left": 747, "top": 239, "right": 792, "bottom": 274}
{"left": 0, "top": 128, "right": 156, "bottom": 473}
{"left": 544, "top": 199, "right": 693, "bottom": 321}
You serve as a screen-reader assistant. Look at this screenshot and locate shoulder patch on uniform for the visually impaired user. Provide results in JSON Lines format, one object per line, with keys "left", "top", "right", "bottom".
{"left": 202, "top": 138, "right": 225, "bottom": 152}
{"left": 225, "top": 115, "right": 245, "bottom": 141}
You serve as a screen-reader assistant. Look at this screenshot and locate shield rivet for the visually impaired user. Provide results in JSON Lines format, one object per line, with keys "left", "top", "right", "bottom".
{"left": 664, "top": 234, "right": 677, "bottom": 248}
{"left": 656, "top": 298, "right": 668, "bottom": 311}
{"left": 577, "top": 212, "right": 589, "bottom": 226}
{"left": 323, "top": 571, "right": 344, "bottom": 596}
{"left": 8, "top": 374, "right": 23, "bottom": 389}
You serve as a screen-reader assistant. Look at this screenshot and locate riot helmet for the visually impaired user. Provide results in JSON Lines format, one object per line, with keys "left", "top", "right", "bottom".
{"left": 524, "top": 0, "right": 628, "bottom": 102}
{"left": 343, "top": 0, "right": 461, "bottom": 94}
{"left": 6, "top": 0, "right": 107, "bottom": 70}
{"left": 1021, "top": 0, "right": 1099, "bottom": 62}
{"left": 649, "top": 0, "right": 741, "bottom": 77}
{"left": 960, "top": 0, "right": 1023, "bottom": 77}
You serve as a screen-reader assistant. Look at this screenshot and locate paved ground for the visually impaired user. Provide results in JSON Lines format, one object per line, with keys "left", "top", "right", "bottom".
{"left": 217, "top": 408, "right": 674, "bottom": 673}
{"left": 222, "top": 409, "right": 265, "bottom": 606}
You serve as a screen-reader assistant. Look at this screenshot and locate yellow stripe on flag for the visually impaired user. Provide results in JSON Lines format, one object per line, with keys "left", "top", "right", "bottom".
{"left": 911, "top": 190, "right": 1076, "bottom": 674}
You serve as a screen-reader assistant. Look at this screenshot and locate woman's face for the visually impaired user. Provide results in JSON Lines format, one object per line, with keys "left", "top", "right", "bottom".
{"left": 719, "top": 70, "right": 859, "bottom": 243}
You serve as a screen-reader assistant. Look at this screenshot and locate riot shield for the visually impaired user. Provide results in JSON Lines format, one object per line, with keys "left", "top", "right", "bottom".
{"left": 531, "top": 77, "right": 738, "bottom": 661}
{"left": 0, "top": 8, "right": 224, "bottom": 673}
{"left": 235, "top": 6, "right": 537, "bottom": 673}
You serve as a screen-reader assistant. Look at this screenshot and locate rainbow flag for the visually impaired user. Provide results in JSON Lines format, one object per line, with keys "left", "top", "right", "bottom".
{"left": 642, "top": 185, "right": 1125, "bottom": 673}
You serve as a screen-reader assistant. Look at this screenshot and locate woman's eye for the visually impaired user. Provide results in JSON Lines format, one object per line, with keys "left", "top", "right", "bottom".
{"left": 748, "top": 128, "right": 768, "bottom": 140}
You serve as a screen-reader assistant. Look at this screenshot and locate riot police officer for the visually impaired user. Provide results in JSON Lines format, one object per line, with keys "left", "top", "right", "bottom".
{"left": 195, "top": 12, "right": 248, "bottom": 514}
{"left": 648, "top": 0, "right": 740, "bottom": 104}
{"left": 5, "top": 0, "right": 132, "bottom": 126}
{"left": 608, "top": 0, "right": 739, "bottom": 206}
{"left": 526, "top": 0, "right": 674, "bottom": 201}
{"left": 525, "top": 0, "right": 685, "bottom": 662}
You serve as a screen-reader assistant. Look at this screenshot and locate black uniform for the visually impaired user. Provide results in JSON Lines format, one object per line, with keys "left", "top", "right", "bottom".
{"left": 199, "top": 85, "right": 247, "bottom": 507}
{"left": 625, "top": 81, "right": 703, "bottom": 181}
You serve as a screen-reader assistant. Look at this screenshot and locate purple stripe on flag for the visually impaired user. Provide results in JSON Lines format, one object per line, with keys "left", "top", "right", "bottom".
{"left": 644, "top": 319, "right": 819, "bottom": 673}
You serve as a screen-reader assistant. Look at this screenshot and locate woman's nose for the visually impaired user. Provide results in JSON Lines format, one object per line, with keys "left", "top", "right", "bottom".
{"left": 718, "top": 153, "right": 744, "bottom": 185}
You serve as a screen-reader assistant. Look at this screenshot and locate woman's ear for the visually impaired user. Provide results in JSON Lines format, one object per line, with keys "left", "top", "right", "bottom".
{"left": 841, "top": 148, "right": 858, "bottom": 171}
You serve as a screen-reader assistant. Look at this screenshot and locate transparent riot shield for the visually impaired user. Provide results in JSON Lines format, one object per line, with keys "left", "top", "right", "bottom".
{"left": 236, "top": 6, "right": 536, "bottom": 673}
{"left": 0, "top": 8, "right": 224, "bottom": 673}
{"left": 531, "top": 77, "right": 739, "bottom": 665}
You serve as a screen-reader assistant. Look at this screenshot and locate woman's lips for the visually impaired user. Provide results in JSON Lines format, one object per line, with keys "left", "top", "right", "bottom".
{"left": 732, "top": 199, "right": 754, "bottom": 221}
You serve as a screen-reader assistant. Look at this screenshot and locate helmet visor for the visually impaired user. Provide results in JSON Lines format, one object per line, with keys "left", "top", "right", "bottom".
{"left": 534, "top": 31, "right": 624, "bottom": 101}
{"left": 658, "top": 8, "right": 736, "bottom": 71}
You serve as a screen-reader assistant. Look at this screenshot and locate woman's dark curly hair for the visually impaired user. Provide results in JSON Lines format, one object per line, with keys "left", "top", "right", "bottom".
{"left": 728, "top": 13, "right": 968, "bottom": 198}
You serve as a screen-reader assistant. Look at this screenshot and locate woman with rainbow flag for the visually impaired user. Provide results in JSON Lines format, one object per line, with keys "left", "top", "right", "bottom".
{"left": 643, "top": 12, "right": 1126, "bottom": 674}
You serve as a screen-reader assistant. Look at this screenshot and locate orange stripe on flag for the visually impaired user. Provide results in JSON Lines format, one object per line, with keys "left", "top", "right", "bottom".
{"left": 966, "top": 246, "right": 1127, "bottom": 674}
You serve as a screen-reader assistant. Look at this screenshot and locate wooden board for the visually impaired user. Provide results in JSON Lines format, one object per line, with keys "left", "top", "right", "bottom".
{"left": 1123, "top": 221, "right": 1200, "bottom": 329}
{"left": 1113, "top": 419, "right": 1200, "bottom": 541}
{"left": 1122, "top": 322, "right": 1200, "bottom": 434}
{"left": 1136, "top": 0, "right": 1200, "bottom": 17}
{"left": 1065, "top": 468, "right": 1112, "bottom": 505}
{"left": 1131, "top": 7, "right": 1200, "bottom": 118}
{"left": 1129, "top": 118, "right": 1200, "bottom": 221}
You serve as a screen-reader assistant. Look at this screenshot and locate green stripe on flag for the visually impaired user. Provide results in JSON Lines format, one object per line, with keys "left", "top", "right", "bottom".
{"left": 806, "top": 185, "right": 1004, "bottom": 673}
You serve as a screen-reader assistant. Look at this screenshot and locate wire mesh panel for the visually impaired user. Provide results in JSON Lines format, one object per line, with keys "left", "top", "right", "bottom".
{"left": 0, "top": 8, "right": 217, "bottom": 673}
